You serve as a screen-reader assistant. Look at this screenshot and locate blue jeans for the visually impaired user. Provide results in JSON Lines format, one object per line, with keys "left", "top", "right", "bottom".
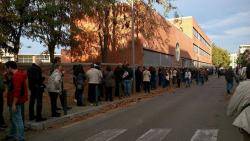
{"left": 123, "top": 80, "right": 131, "bottom": 96}
{"left": 162, "top": 79, "right": 167, "bottom": 88}
{"left": 185, "top": 78, "right": 191, "bottom": 87}
{"left": 8, "top": 105, "right": 24, "bottom": 141}
{"left": 76, "top": 89, "right": 84, "bottom": 105}
{"left": 226, "top": 81, "right": 234, "bottom": 94}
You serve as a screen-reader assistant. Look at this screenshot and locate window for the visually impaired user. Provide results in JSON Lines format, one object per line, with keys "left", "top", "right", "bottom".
{"left": 36, "top": 55, "right": 50, "bottom": 62}
{"left": 193, "top": 27, "right": 211, "bottom": 48}
{"left": 193, "top": 44, "right": 199, "bottom": 53}
{"left": 18, "top": 55, "right": 33, "bottom": 63}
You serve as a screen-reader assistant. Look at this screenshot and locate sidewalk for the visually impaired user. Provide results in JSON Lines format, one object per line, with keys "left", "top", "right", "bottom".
{"left": 26, "top": 88, "right": 166, "bottom": 130}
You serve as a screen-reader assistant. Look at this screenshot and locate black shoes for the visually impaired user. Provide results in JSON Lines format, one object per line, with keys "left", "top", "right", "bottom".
{"left": 52, "top": 113, "right": 61, "bottom": 117}
{"left": 36, "top": 117, "right": 47, "bottom": 122}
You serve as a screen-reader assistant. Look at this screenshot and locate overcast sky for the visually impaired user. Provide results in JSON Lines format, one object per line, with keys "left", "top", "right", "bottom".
{"left": 20, "top": 0, "right": 250, "bottom": 54}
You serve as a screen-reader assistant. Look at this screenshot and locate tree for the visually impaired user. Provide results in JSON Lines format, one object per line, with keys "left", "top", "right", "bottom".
{"left": 26, "top": 0, "right": 95, "bottom": 63}
{"left": 0, "top": 0, "right": 34, "bottom": 61}
{"left": 71, "top": 0, "right": 177, "bottom": 62}
{"left": 212, "top": 43, "right": 230, "bottom": 68}
{"left": 237, "top": 50, "right": 250, "bottom": 67}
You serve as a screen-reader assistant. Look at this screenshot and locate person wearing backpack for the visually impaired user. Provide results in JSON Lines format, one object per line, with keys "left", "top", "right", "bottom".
{"left": 27, "top": 59, "right": 46, "bottom": 122}
{"left": 5, "top": 61, "right": 28, "bottom": 141}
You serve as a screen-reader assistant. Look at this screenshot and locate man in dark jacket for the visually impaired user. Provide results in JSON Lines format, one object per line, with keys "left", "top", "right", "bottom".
{"left": 122, "top": 64, "right": 133, "bottom": 97}
{"left": 114, "top": 65, "right": 124, "bottom": 98}
{"left": 27, "top": 59, "right": 46, "bottom": 122}
{"left": 225, "top": 67, "right": 235, "bottom": 94}
{"left": 135, "top": 66, "right": 143, "bottom": 92}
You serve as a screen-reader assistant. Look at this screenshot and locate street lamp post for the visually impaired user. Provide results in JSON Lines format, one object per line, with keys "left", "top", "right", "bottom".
{"left": 131, "top": 0, "right": 136, "bottom": 94}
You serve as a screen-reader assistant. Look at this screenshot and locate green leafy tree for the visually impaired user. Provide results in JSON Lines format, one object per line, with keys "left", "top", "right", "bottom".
{"left": 237, "top": 50, "right": 250, "bottom": 67}
{"left": 0, "top": 0, "right": 33, "bottom": 61}
{"left": 26, "top": 0, "right": 94, "bottom": 63}
{"left": 212, "top": 43, "right": 230, "bottom": 68}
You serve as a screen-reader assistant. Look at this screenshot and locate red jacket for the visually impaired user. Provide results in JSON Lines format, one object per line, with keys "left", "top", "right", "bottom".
{"left": 7, "top": 70, "right": 28, "bottom": 106}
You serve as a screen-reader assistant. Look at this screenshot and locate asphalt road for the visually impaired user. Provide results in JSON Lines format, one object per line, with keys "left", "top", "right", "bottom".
{"left": 28, "top": 76, "right": 242, "bottom": 141}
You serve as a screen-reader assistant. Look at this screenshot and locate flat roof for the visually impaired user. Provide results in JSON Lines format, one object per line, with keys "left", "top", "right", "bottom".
{"left": 19, "top": 54, "right": 61, "bottom": 55}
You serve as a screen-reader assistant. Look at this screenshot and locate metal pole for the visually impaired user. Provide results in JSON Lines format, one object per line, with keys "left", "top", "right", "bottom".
{"left": 131, "top": 0, "right": 136, "bottom": 94}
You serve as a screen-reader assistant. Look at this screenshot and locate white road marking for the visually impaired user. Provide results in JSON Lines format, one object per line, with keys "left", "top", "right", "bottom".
{"left": 136, "top": 129, "right": 171, "bottom": 141}
{"left": 85, "top": 129, "right": 127, "bottom": 141}
{"left": 191, "top": 129, "right": 219, "bottom": 141}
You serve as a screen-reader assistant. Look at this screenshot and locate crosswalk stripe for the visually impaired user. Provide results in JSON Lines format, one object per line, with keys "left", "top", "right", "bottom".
{"left": 136, "top": 129, "right": 171, "bottom": 141}
{"left": 85, "top": 129, "right": 127, "bottom": 141}
{"left": 190, "top": 129, "right": 219, "bottom": 141}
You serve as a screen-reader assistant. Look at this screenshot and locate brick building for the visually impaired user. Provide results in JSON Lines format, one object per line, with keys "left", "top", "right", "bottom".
{"left": 62, "top": 3, "right": 212, "bottom": 68}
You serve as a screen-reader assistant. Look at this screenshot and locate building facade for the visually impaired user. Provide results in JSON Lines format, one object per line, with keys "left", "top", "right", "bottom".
{"left": 62, "top": 3, "right": 212, "bottom": 68}
{"left": 239, "top": 44, "right": 250, "bottom": 54}
{"left": 230, "top": 53, "right": 238, "bottom": 69}
{"left": 0, "top": 52, "right": 61, "bottom": 63}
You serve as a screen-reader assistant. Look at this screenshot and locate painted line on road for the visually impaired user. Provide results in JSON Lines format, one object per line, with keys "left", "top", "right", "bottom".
{"left": 190, "top": 129, "right": 219, "bottom": 141}
{"left": 136, "top": 129, "right": 171, "bottom": 141}
{"left": 85, "top": 129, "right": 127, "bottom": 141}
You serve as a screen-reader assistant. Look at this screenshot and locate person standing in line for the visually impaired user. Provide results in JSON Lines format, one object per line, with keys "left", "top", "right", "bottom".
{"left": 104, "top": 66, "right": 115, "bottom": 101}
{"left": 200, "top": 68, "right": 205, "bottom": 85}
{"left": 195, "top": 69, "right": 200, "bottom": 85}
{"left": 225, "top": 67, "right": 235, "bottom": 95}
{"left": 150, "top": 67, "right": 156, "bottom": 90}
{"left": 135, "top": 66, "right": 143, "bottom": 92}
{"left": 185, "top": 69, "right": 188, "bottom": 87}
{"left": 165, "top": 69, "right": 170, "bottom": 90}
{"left": 75, "top": 65, "right": 86, "bottom": 106}
{"left": 162, "top": 68, "right": 167, "bottom": 88}
{"left": 172, "top": 68, "right": 177, "bottom": 87}
{"left": 143, "top": 67, "right": 151, "bottom": 94}
{"left": 0, "top": 63, "right": 7, "bottom": 130}
{"left": 50, "top": 57, "right": 69, "bottom": 111}
{"left": 73, "top": 65, "right": 78, "bottom": 103}
{"left": 122, "top": 64, "right": 133, "bottom": 97}
{"left": 47, "top": 64, "right": 63, "bottom": 117}
{"left": 187, "top": 69, "right": 192, "bottom": 87}
{"left": 86, "top": 64, "right": 103, "bottom": 106}
{"left": 114, "top": 65, "right": 123, "bottom": 98}
{"left": 158, "top": 67, "right": 163, "bottom": 87}
{"left": 176, "top": 69, "right": 182, "bottom": 88}
{"left": 27, "top": 59, "right": 47, "bottom": 122}
{"left": 95, "top": 62, "right": 104, "bottom": 101}
{"left": 5, "top": 61, "right": 28, "bottom": 141}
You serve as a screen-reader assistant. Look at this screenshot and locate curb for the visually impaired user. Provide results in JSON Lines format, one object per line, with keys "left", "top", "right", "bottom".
{"left": 26, "top": 90, "right": 164, "bottom": 130}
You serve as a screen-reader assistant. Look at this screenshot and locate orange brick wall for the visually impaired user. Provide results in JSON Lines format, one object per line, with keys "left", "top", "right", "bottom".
{"left": 62, "top": 3, "right": 212, "bottom": 67}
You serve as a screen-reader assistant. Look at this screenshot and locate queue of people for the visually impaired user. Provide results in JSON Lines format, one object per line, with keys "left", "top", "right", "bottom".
{"left": 0, "top": 59, "right": 213, "bottom": 141}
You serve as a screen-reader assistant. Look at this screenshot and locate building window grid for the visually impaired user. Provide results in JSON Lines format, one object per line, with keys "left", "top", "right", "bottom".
{"left": 36, "top": 55, "right": 50, "bottom": 62}
{"left": 193, "top": 44, "right": 210, "bottom": 57}
{"left": 193, "top": 28, "right": 211, "bottom": 48}
{"left": 18, "top": 56, "right": 33, "bottom": 63}
{"left": 193, "top": 44, "right": 199, "bottom": 53}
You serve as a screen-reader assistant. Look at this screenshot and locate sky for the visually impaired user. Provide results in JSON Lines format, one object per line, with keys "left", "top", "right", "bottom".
{"left": 166, "top": 0, "right": 250, "bottom": 53}
{"left": 20, "top": 0, "right": 250, "bottom": 54}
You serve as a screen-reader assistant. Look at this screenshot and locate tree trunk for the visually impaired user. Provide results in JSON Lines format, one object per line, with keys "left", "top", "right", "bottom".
{"left": 48, "top": 43, "right": 56, "bottom": 63}
{"left": 102, "top": 8, "right": 110, "bottom": 63}
{"left": 111, "top": 5, "right": 117, "bottom": 51}
{"left": 13, "top": 40, "right": 20, "bottom": 62}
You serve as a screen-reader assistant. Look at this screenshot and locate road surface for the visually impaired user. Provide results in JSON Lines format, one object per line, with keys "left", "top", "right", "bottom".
{"left": 28, "top": 76, "right": 242, "bottom": 141}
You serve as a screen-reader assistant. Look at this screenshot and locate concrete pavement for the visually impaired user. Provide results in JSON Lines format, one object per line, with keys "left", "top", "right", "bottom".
{"left": 28, "top": 76, "right": 242, "bottom": 141}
